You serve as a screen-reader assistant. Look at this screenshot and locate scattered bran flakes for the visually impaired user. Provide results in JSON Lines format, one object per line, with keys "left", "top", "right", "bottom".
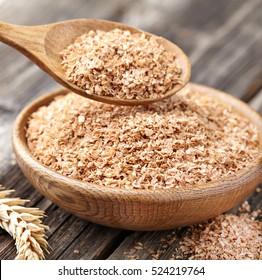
{"left": 26, "top": 86, "right": 259, "bottom": 190}
{"left": 175, "top": 211, "right": 261, "bottom": 260}
{"left": 122, "top": 201, "right": 262, "bottom": 260}
{"left": 60, "top": 29, "right": 182, "bottom": 100}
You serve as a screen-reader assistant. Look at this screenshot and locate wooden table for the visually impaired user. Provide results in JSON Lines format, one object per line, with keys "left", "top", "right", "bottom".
{"left": 0, "top": 0, "right": 261, "bottom": 260}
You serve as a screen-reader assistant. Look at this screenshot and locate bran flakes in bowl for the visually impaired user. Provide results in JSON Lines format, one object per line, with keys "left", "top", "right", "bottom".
{"left": 26, "top": 86, "right": 259, "bottom": 189}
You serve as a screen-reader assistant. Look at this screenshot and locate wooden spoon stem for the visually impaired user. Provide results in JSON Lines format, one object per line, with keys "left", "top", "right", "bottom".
{"left": 0, "top": 21, "right": 16, "bottom": 44}
{"left": 0, "top": 21, "right": 49, "bottom": 69}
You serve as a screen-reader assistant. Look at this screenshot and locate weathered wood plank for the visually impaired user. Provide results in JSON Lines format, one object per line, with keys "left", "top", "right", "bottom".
{"left": 45, "top": 213, "right": 89, "bottom": 260}
{"left": 108, "top": 229, "right": 187, "bottom": 260}
{"left": 190, "top": 8, "right": 262, "bottom": 97}
{"left": 58, "top": 225, "right": 127, "bottom": 260}
{"left": 242, "top": 73, "right": 262, "bottom": 103}
{"left": 0, "top": 0, "right": 261, "bottom": 260}
{"left": 188, "top": 0, "right": 261, "bottom": 62}
{"left": 250, "top": 88, "right": 262, "bottom": 114}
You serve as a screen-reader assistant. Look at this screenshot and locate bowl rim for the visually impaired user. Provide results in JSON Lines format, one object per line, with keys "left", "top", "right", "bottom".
{"left": 12, "top": 83, "right": 262, "bottom": 200}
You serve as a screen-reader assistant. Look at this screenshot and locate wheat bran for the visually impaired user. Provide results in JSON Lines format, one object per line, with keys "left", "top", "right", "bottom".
{"left": 175, "top": 209, "right": 261, "bottom": 260}
{"left": 60, "top": 29, "right": 182, "bottom": 100}
{"left": 26, "top": 86, "right": 259, "bottom": 190}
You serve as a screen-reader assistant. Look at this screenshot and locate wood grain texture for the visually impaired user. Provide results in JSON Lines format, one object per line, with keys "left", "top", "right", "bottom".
{"left": 12, "top": 84, "right": 262, "bottom": 231}
{"left": 0, "top": 0, "right": 261, "bottom": 259}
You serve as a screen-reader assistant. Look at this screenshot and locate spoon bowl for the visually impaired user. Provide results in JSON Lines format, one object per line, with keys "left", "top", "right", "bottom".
{"left": 12, "top": 83, "right": 262, "bottom": 230}
{"left": 0, "top": 19, "right": 191, "bottom": 105}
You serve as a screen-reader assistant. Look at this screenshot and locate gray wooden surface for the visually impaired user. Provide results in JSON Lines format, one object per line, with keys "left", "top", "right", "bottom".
{"left": 0, "top": 0, "right": 261, "bottom": 260}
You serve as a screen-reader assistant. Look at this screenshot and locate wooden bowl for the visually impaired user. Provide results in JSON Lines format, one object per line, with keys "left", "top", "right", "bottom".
{"left": 12, "top": 83, "right": 262, "bottom": 231}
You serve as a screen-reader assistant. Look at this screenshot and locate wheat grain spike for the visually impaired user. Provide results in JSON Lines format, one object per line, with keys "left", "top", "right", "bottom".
{"left": 0, "top": 186, "right": 49, "bottom": 260}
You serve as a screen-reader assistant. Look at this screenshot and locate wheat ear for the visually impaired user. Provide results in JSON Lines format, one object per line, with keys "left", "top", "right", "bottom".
{"left": 0, "top": 187, "right": 49, "bottom": 260}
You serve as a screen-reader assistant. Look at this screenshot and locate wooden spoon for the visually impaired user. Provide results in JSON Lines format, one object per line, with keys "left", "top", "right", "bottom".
{"left": 0, "top": 19, "right": 191, "bottom": 105}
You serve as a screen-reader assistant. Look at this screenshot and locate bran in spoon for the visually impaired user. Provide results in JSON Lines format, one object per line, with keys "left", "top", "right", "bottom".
{"left": 60, "top": 28, "right": 182, "bottom": 100}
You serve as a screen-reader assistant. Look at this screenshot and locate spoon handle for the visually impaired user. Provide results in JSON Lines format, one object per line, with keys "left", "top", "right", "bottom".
{"left": 0, "top": 21, "right": 49, "bottom": 68}
{"left": 1, "top": 21, "right": 38, "bottom": 50}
